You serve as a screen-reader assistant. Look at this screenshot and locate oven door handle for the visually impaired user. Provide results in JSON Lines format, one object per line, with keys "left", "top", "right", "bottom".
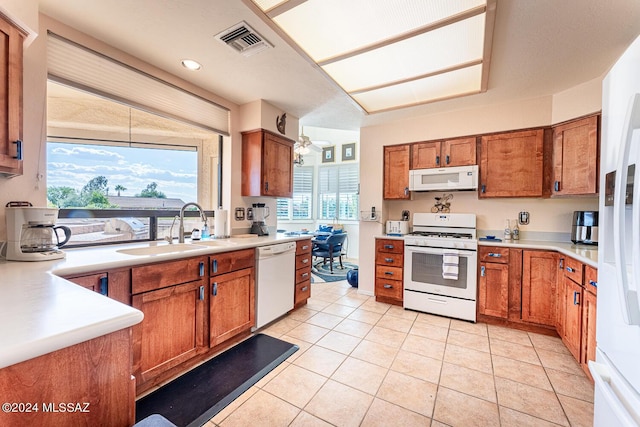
{"left": 427, "top": 297, "right": 448, "bottom": 304}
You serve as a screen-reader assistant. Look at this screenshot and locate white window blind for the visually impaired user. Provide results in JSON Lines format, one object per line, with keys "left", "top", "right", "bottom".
{"left": 277, "top": 166, "right": 313, "bottom": 220}
{"left": 319, "top": 164, "right": 359, "bottom": 220}
{"left": 47, "top": 32, "right": 230, "bottom": 136}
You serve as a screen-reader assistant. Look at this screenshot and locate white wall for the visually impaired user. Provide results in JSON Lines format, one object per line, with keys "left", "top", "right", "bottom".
{"left": 358, "top": 88, "right": 603, "bottom": 297}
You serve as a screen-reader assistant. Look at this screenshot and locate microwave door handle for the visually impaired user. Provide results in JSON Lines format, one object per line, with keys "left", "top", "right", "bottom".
{"left": 614, "top": 93, "right": 640, "bottom": 325}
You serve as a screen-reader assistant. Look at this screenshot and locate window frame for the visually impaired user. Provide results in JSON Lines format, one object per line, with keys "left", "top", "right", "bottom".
{"left": 318, "top": 163, "right": 359, "bottom": 221}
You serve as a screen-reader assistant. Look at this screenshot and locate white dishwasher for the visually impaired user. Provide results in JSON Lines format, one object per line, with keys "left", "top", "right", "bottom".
{"left": 255, "top": 241, "right": 296, "bottom": 329}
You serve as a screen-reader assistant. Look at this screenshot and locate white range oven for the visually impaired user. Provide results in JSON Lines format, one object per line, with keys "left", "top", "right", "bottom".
{"left": 403, "top": 213, "right": 478, "bottom": 322}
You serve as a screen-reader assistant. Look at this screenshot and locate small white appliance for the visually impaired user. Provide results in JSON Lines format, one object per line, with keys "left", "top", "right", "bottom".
{"left": 590, "top": 34, "right": 640, "bottom": 426}
{"left": 409, "top": 164, "right": 478, "bottom": 192}
{"left": 386, "top": 220, "right": 409, "bottom": 236}
{"left": 254, "top": 241, "right": 296, "bottom": 329}
{"left": 5, "top": 204, "right": 71, "bottom": 261}
{"left": 403, "top": 213, "right": 477, "bottom": 322}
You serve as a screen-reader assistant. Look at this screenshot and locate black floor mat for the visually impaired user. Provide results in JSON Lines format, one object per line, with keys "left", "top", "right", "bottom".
{"left": 135, "top": 334, "right": 298, "bottom": 427}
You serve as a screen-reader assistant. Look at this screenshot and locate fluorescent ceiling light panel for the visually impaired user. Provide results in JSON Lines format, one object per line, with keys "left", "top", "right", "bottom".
{"left": 249, "top": 0, "right": 494, "bottom": 113}
{"left": 322, "top": 14, "right": 485, "bottom": 92}
{"left": 352, "top": 64, "right": 483, "bottom": 112}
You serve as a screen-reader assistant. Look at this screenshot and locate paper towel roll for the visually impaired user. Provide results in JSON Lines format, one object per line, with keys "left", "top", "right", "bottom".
{"left": 214, "top": 209, "right": 228, "bottom": 238}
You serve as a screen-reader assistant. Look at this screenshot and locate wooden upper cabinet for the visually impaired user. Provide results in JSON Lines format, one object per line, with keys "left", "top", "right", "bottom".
{"left": 383, "top": 144, "right": 410, "bottom": 200}
{"left": 479, "top": 129, "right": 545, "bottom": 198}
{"left": 0, "top": 16, "right": 25, "bottom": 177}
{"left": 552, "top": 115, "right": 599, "bottom": 196}
{"left": 411, "top": 137, "right": 476, "bottom": 169}
{"left": 242, "top": 129, "right": 294, "bottom": 197}
{"left": 522, "top": 250, "right": 559, "bottom": 326}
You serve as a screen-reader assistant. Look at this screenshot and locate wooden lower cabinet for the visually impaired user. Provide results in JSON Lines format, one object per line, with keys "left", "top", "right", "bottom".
{"left": 295, "top": 239, "right": 312, "bottom": 307}
{"left": 64, "top": 268, "right": 131, "bottom": 304}
{"left": 478, "top": 261, "right": 509, "bottom": 318}
{"left": 581, "top": 289, "right": 597, "bottom": 379}
{"left": 131, "top": 256, "right": 208, "bottom": 391}
{"left": 210, "top": 267, "right": 255, "bottom": 347}
{"left": 374, "top": 238, "right": 404, "bottom": 305}
{"left": 0, "top": 329, "right": 134, "bottom": 427}
{"left": 561, "top": 276, "right": 583, "bottom": 361}
{"left": 521, "top": 250, "right": 559, "bottom": 326}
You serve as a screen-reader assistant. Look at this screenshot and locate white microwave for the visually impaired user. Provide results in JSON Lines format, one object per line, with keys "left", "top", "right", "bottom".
{"left": 409, "top": 165, "right": 479, "bottom": 192}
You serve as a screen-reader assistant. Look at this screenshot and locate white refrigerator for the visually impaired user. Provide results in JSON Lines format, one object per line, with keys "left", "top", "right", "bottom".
{"left": 591, "top": 34, "right": 640, "bottom": 426}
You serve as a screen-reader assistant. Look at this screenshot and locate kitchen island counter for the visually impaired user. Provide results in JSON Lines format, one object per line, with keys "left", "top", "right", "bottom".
{"left": 0, "top": 233, "right": 308, "bottom": 369}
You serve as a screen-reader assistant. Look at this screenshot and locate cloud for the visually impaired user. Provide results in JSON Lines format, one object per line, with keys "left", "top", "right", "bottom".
{"left": 52, "top": 146, "right": 125, "bottom": 160}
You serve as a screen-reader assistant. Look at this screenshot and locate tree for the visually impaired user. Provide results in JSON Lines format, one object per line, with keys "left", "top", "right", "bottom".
{"left": 47, "top": 186, "right": 78, "bottom": 208}
{"left": 115, "top": 184, "right": 127, "bottom": 196}
{"left": 81, "top": 176, "right": 109, "bottom": 198}
{"left": 137, "top": 182, "right": 166, "bottom": 198}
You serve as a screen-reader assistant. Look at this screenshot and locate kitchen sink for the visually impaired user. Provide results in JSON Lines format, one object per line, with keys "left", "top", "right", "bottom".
{"left": 116, "top": 243, "right": 206, "bottom": 256}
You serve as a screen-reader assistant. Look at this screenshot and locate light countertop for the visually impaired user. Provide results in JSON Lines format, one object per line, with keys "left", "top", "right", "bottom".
{"left": 0, "top": 233, "right": 310, "bottom": 369}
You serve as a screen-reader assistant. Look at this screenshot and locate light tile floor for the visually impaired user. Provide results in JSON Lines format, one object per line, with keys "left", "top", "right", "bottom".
{"left": 206, "top": 279, "right": 594, "bottom": 427}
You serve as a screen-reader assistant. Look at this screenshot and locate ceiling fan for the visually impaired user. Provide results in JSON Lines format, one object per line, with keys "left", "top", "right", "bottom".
{"left": 295, "top": 127, "right": 322, "bottom": 154}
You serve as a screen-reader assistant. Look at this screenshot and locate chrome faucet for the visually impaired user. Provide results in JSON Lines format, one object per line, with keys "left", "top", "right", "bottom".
{"left": 179, "top": 202, "right": 207, "bottom": 243}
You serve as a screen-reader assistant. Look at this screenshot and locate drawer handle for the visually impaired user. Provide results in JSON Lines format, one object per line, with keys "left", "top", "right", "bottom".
{"left": 488, "top": 253, "right": 502, "bottom": 258}
{"left": 383, "top": 284, "right": 393, "bottom": 289}
{"left": 99, "top": 276, "right": 108, "bottom": 296}
{"left": 481, "top": 266, "right": 485, "bottom": 277}
{"left": 554, "top": 180, "right": 560, "bottom": 192}
{"left": 435, "top": 155, "right": 440, "bottom": 166}
{"left": 302, "top": 245, "right": 309, "bottom": 250}
{"left": 212, "top": 259, "right": 218, "bottom": 273}
{"left": 301, "top": 272, "right": 309, "bottom": 278}
{"left": 302, "top": 258, "right": 309, "bottom": 264}
{"left": 566, "top": 266, "right": 575, "bottom": 273}
{"left": 573, "top": 291, "right": 580, "bottom": 305}
{"left": 384, "top": 244, "right": 394, "bottom": 250}
{"left": 384, "top": 271, "right": 394, "bottom": 276}
{"left": 212, "top": 282, "right": 218, "bottom": 296}
{"left": 13, "top": 140, "right": 22, "bottom": 160}
{"left": 199, "top": 285, "right": 205, "bottom": 301}
{"left": 445, "top": 155, "right": 450, "bottom": 165}
{"left": 301, "top": 286, "right": 308, "bottom": 292}
{"left": 384, "top": 258, "right": 394, "bottom": 263}
{"left": 481, "top": 184, "right": 486, "bottom": 193}
{"left": 199, "top": 261, "right": 205, "bottom": 277}
{"left": 589, "top": 280, "right": 598, "bottom": 288}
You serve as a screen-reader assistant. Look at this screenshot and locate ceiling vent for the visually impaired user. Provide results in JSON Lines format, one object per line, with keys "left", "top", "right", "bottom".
{"left": 215, "top": 21, "right": 273, "bottom": 57}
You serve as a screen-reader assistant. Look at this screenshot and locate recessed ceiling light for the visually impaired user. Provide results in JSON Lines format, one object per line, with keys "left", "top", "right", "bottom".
{"left": 181, "top": 59, "right": 202, "bottom": 71}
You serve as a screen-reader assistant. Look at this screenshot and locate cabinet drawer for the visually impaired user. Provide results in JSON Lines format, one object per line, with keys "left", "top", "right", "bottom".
{"left": 479, "top": 246, "right": 509, "bottom": 264}
{"left": 375, "top": 278, "right": 403, "bottom": 301}
{"left": 295, "top": 280, "right": 311, "bottom": 305}
{"left": 376, "top": 239, "right": 403, "bottom": 254}
{"left": 584, "top": 265, "right": 597, "bottom": 295}
{"left": 375, "top": 265, "right": 403, "bottom": 280}
{"left": 210, "top": 248, "right": 255, "bottom": 276}
{"left": 296, "top": 253, "right": 312, "bottom": 270}
{"left": 564, "top": 257, "right": 584, "bottom": 285}
{"left": 132, "top": 257, "right": 206, "bottom": 294}
{"left": 296, "top": 268, "right": 312, "bottom": 283}
{"left": 376, "top": 252, "right": 403, "bottom": 267}
{"left": 296, "top": 239, "right": 312, "bottom": 255}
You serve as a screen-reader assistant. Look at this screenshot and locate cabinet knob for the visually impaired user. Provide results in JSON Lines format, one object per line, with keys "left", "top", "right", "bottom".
{"left": 383, "top": 284, "right": 393, "bottom": 289}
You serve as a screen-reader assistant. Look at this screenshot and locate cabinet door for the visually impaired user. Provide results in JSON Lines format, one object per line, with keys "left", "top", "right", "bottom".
{"left": 562, "top": 277, "right": 583, "bottom": 361}
{"left": 65, "top": 269, "right": 131, "bottom": 304}
{"left": 479, "top": 129, "right": 544, "bottom": 198}
{"left": 132, "top": 280, "right": 206, "bottom": 384}
{"left": 522, "top": 250, "right": 559, "bottom": 326}
{"left": 443, "top": 137, "right": 477, "bottom": 167}
{"left": 478, "top": 262, "right": 509, "bottom": 318}
{"left": 411, "top": 141, "right": 440, "bottom": 169}
{"left": 263, "top": 132, "right": 293, "bottom": 197}
{"left": 581, "top": 289, "right": 597, "bottom": 378}
{"left": 67, "top": 272, "right": 108, "bottom": 295}
{"left": 0, "top": 17, "right": 24, "bottom": 176}
{"left": 383, "top": 145, "right": 410, "bottom": 200}
{"left": 552, "top": 115, "right": 599, "bottom": 196}
{"left": 210, "top": 267, "right": 255, "bottom": 347}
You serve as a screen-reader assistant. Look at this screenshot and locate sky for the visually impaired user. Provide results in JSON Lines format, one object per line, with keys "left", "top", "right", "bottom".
{"left": 46, "top": 142, "right": 198, "bottom": 200}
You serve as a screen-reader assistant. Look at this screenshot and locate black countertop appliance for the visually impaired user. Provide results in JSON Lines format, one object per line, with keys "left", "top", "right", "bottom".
{"left": 571, "top": 211, "right": 598, "bottom": 245}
